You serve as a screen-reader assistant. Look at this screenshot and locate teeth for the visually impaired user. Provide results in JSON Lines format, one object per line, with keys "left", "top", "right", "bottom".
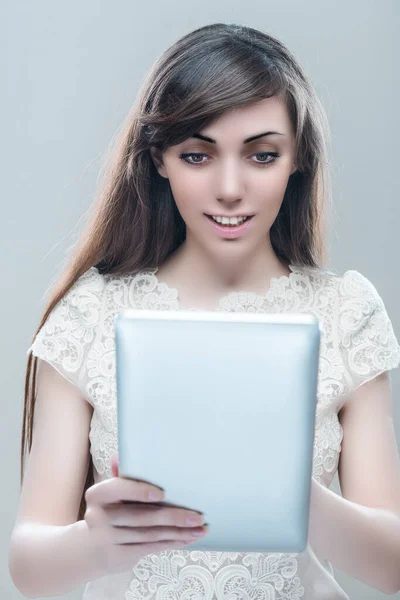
{"left": 211, "top": 215, "right": 249, "bottom": 226}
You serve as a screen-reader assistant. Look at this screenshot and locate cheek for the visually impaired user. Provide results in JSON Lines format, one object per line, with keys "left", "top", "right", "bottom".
{"left": 169, "top": 165, "right": 208, "bottom": 196}
{"left": 254, "top": 169, "right": 291, "bottom": 207}
{"left": 168, "top": 175, "right": 205, "bottom": 217}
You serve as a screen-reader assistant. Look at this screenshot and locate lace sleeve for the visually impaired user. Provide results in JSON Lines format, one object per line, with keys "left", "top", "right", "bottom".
{"left": 337, "top": 269, "right": 400, "bottom": 394}
{"left": 27, "top": 267, "right": 105, "bottom": 406}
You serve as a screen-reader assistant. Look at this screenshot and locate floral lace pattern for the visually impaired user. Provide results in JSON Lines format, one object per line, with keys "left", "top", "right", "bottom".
{"left": 124, "top": 550, "right": 306, "bottom": 600}
{"left": 337, "top": 270, "right": 400, "bottom": 392}
{"left": 27, "top": 267, "right": 105, "bottom": 407}
{"left": 28, "top": 263, "right": 400, "bottom": 600}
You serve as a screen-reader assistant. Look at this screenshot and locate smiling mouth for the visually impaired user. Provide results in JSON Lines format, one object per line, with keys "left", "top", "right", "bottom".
{"left": 204, "top": 214, "right": 254, "bottom": 227}
{"left": 204, "top": 213, "right": 254, "bottom": 219}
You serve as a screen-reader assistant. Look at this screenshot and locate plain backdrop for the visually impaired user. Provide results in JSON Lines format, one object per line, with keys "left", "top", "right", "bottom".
{"left": 3, "top": 1, "right": 400, "bottom": 598}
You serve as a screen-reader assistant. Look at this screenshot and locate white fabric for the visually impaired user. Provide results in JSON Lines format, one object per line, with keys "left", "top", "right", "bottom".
{"left": 28, "top": 263, "right": 400, "bottom": 600}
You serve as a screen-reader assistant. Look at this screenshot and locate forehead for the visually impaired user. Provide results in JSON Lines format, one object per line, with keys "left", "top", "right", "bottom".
{"left": 201, "top": 96, "right": 293, "bottom": 141}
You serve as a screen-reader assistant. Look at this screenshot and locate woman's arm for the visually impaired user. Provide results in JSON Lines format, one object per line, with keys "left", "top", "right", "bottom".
{"left": 308, "top": 477, "right": 400, "bottom": 594}
{"left": 9, "top": 360, "right": 103, "bottom": 597}
{"left": 9, "top": 520, "right": 105, "bottom": 598}
{"left": 308, "top": 371, "right": 400, "bottom": 594}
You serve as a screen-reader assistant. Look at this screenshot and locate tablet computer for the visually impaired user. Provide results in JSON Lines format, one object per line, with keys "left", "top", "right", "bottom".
{"left": 115, "top": 309, "right": 321, "bottom": 553}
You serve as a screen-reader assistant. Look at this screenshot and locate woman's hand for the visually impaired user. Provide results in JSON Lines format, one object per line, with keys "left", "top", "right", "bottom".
{"left": 83, "top": 453, "right": 209, "bottom": 575}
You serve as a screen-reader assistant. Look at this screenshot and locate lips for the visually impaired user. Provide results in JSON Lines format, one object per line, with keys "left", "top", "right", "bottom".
{"left": 205, "top": 213, "right": 254, "bottom": 219}
{"left": 204, "top": 213, "right": 255, "bottom": 238}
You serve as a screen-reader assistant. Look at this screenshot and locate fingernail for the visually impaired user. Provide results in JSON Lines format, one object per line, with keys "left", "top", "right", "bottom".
{"left": 148, "top": 490, "right": 164, "bottom": 501}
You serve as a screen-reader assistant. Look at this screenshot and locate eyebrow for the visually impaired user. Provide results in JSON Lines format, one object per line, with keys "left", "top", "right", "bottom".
{"left": 190, "top": 131, "right": 285, "bottom": 144}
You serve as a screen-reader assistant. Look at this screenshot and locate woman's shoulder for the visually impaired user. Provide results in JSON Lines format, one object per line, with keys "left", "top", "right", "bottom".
{"left": 298, "top": 264, "right": 379, "bottom": 298}
{"left": 291, "top": 263, "right": 340, "bottom": 294}
{"left": 322, "top": 266, "right": 386, "bottom": 311}
{"left": 50, "top": 266, "right": 107, "bottom": 324}
{"left": 34, "top": 266, "right": 106, "bottom": 336}
{"left": 290, "top": 265, "right": 388, "bottom": 320}
{"left": 28, "top": 266, "right": 107, "bottom": 402}
{"left": 71, "top": 265, "right": 106, "bottom": 292}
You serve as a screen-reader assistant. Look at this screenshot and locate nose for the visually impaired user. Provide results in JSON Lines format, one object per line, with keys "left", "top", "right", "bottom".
{"left": 215, "top": 162, "right": 245, "bottom": 207}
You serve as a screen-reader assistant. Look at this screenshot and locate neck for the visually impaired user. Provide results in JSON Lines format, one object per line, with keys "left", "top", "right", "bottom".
{"left": 158, "top": 235, "right": 290, "bottom": 297}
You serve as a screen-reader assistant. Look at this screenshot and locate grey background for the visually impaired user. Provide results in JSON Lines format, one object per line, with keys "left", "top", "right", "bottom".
{"left": 3, "top": 1, "right": 399, "bottom": 598}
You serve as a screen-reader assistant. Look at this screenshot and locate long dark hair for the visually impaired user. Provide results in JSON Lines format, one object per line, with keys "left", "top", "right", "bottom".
{"left": 22, "top": 23, "right": 332, "bottom": 522}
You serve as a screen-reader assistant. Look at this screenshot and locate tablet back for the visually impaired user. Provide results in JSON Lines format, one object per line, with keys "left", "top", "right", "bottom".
{"left": 115, "top": 310, "right": 321, "bottom": 553}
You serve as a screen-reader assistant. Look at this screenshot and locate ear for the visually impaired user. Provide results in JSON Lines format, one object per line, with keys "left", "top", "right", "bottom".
{"left": 150, "top": 147, "right": 168, "bottom": 179}
{"left": 290, "top": 163, "right": 298, "bottom": 176}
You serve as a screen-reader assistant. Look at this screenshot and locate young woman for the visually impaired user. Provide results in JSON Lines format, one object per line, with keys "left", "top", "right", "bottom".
{"left": 9, "top": 22, "right": 400, "bottom": 600}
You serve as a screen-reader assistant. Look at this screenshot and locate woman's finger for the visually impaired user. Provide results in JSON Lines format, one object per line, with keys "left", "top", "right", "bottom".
{"left": 111, "top": 453, "right": 119, "bottom": 478}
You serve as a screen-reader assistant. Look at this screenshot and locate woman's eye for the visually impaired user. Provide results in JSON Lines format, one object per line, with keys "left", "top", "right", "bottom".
{"left": 252, "top": 152, "right": 280, "bottom": 164}
{"left": 179, "top": 152, "right": 280, "bottom": 166}
{"left": 180, "top": 153, "right": 207, "bottom": 165}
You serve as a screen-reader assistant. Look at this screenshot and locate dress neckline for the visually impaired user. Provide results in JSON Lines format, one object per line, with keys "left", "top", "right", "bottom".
{"left": 145, "top": 263, "right": 301, "bottom": 312}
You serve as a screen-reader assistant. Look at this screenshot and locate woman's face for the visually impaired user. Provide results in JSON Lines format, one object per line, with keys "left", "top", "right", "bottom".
{"left": 150, "top": 95, "right": 297, "bottom": 257}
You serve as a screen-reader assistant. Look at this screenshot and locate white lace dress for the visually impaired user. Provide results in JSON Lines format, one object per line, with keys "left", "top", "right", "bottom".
{"left": 28, "top": 263, "right": 400, "bottom": 600}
